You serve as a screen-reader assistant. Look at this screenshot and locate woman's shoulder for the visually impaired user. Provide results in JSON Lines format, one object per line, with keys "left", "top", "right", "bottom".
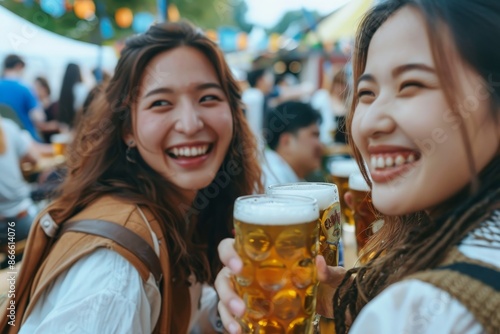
{"left": 350, "top": 279, "right": 484, "bottom": 334}
{"left": 71, "top": 195, "right": 156, "bottom": 230}
{"left": 63, "top": 195, "right": 160, "bottom": 264}
{"left": 20, "top": 248, "right": 160, "bottom": 333}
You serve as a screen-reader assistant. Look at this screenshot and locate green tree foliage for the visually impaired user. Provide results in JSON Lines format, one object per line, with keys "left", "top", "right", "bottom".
{"left": 231, "top": 0, "right": 252, "bottom": 33}
{"left": 1, "top": 0, "right": 238, "bottom": 43}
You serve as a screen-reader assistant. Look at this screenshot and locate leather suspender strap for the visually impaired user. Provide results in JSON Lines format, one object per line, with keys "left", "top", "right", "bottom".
{"left": 58, "top": 220, "right": 163, "bottom": 284}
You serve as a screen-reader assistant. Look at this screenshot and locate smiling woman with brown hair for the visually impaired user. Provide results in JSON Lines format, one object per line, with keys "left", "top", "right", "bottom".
{"left": 1, "top": 21, "right": 262, "bottom": 333}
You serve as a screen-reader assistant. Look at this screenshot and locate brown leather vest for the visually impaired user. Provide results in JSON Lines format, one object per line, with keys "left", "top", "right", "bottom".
{"left": 0, "top": 196, "right": 190, "bottom": 333}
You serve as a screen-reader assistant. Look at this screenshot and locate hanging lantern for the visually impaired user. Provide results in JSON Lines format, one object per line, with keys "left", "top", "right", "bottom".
{"left": 289, "top": 61, "right": 302, "bottom": 74}
{"left": 218, "top": 27, "right": 238, "bottom": 52}
{"left": 100, "top": 17, "right": 114, "bottom": 39}
{"left": 269, "top": 33, "right": 280, "bottom": 53}
{"left": 40, "top": 0, "right": 66, "bottom": 18}
{"left": 168, "top": 4, "right": 180, "bottom": 22}
{"left": 237, "top": 32, "right": 247, "bottom": 51}
{"left": 132, "top": 12, "right": 155, "bottom": 33}
{"left": 273, "top": 61, "right": 286, "bottom": 75}
{"left": 115, "top": 7, "right": 133, "bottom": 28}
{"left": 74, "top": 0, "right": 95, "bottom": 20}
{"left": 65, "top": 0, "right": 74, "bottom": 10}
{"left": 205, "top": 29, "right": 218, "bottom": 42}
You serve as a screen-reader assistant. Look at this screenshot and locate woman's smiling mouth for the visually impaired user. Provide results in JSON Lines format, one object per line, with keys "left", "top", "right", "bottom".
{"left": 166, "top": 143, "right": 213, "bottom": 159}
{"left": 368, "top": 146, "right": 422, "bottom": 183}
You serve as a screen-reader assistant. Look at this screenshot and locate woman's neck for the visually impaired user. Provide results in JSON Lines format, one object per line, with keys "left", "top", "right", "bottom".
{"left": 427, "top": 155, "right": 500, "bottom": 222}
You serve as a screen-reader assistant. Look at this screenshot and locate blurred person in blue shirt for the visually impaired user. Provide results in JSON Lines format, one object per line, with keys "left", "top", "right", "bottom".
{"left": 0, "top": 54, "right": 46, "bottom": 141}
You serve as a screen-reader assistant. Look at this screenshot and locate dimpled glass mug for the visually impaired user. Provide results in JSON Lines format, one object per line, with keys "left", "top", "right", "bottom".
{"left": 233, "top": 194, "right": 320, "bottom": 334}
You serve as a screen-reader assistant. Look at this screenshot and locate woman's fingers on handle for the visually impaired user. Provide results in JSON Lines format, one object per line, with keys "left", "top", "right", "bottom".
{"left": 316, "top": 255, "right": 347, "bottom": 287}
{"left": 315, "top": 255, "right": 348, "bottom": 318}
{"left": 218, "top": 238, "right": 242, "bottom": 273}
{"left": 217, "top": 298, "right": 242, "bottom": 334}
{"left": 215, "top": 266, "right": 246, "bottom": 333}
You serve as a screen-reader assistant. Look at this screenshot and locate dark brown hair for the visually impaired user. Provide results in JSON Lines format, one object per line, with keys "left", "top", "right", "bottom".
{"left": 35, "top": 77, "right": 51, "bottom": 96}
{"left": 334, "top": 1, "right": 500, "bottom": 332}
{"left": 46, "top": 21, "right": 262, "bottom": 284}
{"left": 57, "top": 63, "right": 83, "bottom": 127}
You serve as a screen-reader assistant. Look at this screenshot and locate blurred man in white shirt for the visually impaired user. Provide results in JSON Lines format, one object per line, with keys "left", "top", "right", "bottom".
{"left": 262, "top": 101, "right": 323, "bottom": 189}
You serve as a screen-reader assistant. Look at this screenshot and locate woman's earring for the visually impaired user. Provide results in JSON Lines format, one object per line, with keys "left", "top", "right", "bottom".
{"left": 126, "top": 141, "right": 137, "bottom": 163}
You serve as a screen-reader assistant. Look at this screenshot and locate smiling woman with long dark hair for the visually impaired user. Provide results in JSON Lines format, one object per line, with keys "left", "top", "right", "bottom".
{"left": 215, "top": 1, "right": 500, "bottom": 333}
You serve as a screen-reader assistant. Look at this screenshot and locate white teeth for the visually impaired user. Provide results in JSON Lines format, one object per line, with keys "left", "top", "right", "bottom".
{"left": 395, "top": 155, "right": 405, "bottom": 166}
{"left": 371, "top": 153, "right": 418, "bottom": 169}
{"left": 169, "top": 145, "right": 209, "bottom": 157}
{"left": 377, "top": 157, "right": 385, "bottom": 168}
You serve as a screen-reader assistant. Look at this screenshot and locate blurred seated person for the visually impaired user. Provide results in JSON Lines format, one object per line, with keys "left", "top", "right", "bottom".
{"left": 0, "top": 55, "right": 50, "bottom": 142}
{"left": 311, "top": 68, "right": 349, "bottom": 144}
{"left": 270, "top": 74, "right": 314, "bottom": 107}
{"left": 0, "top": 117, "right": 42, "bottom": 246}
{"left": 242, "top": 68, "right": 274, "bottom": 141}
{"left": 33, "top": 77, "right": 65, "bottom": 143}
{"left": 262, "top": 101, "right": 323, "bottom": 188}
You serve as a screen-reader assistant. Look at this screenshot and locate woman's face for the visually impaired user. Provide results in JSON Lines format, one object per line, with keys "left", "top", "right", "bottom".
{"left": 352, "top": 7, "right": 499, "bottom": 215}
{"left": 34, "top": 80, "right": 48, "bottom": 99}
{"left": 126, "top": 46, "right": 233, "bottom": 200}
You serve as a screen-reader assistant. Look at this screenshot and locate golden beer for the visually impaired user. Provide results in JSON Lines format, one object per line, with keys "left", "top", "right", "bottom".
{"left": 51, "top": 133, "right": 71, "bottom": 157}
{"left": 348, "top": 173, "right": 380, "bottom": 253}
{"left": 234, "top": 195, "right": 320, "bottom": 334}
{"left": 329, "top": 159, "right": 359, "bottom": 228}
{"left": 267, "top": 183, "right": 341, "bottom": 267}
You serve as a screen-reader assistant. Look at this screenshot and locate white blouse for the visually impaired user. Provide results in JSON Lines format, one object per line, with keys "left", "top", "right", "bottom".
{"left": 19, "top": 247, "right": 221, "bottom": 334}
{"left": 350, "top": 211, "right": 500, "bottom": 334}
{"left": 19, "top": 248, "right": 161, "bottom": 333}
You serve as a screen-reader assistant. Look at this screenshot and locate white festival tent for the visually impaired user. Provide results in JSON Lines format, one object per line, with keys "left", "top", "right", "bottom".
{"left": 0, "top": 6, "right": 118, "bottom": 98}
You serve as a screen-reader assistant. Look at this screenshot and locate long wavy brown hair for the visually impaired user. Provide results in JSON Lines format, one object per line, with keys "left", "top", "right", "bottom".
{"left": 45, "top": 21, "right": 262, "bottom": 284}
{"left": 334, "top": 1, "right": 500, "bottom": 332}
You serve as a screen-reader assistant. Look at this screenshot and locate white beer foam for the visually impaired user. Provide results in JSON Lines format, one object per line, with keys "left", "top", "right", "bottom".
{"left": 268, "top": 183, "right": 338, "bottom": 211}
{"left": 234, "top": 196, "right": 319, "bottom": 225}
{"left": 349, "top": 172, "right": 370, "bottom": 192}
{"left": 329, "top": 159, "right": 359, "bottom": 177}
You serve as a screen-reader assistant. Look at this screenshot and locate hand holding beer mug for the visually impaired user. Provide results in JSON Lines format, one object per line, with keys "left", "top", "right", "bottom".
{"left": 233, "top": 195, "right": 320, "bottom": 333}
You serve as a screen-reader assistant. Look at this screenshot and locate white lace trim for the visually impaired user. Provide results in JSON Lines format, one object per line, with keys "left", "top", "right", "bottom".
{"left": 460, "top": 210, "right": 500, "bottom": 249}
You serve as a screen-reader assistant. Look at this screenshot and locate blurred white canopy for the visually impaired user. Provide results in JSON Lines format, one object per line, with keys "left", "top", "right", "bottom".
{"left": 0, "top": 6, "right": 117, "bottom": 97}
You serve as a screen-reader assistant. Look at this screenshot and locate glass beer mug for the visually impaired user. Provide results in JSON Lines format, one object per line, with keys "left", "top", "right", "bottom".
{"left": 348, "top": 172, "right": 382, "bottom": 254}
{"left": 267, "top": 183, "right": 341, "bottom": 333}
{"left": 267, "top": 183, "right": 341, "bottom": 267}
{"left": 233, "top": 194, "right": 320, "bottom": 334}
{"left": 329, "top": 159, "right": 359, "bottom": 230}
